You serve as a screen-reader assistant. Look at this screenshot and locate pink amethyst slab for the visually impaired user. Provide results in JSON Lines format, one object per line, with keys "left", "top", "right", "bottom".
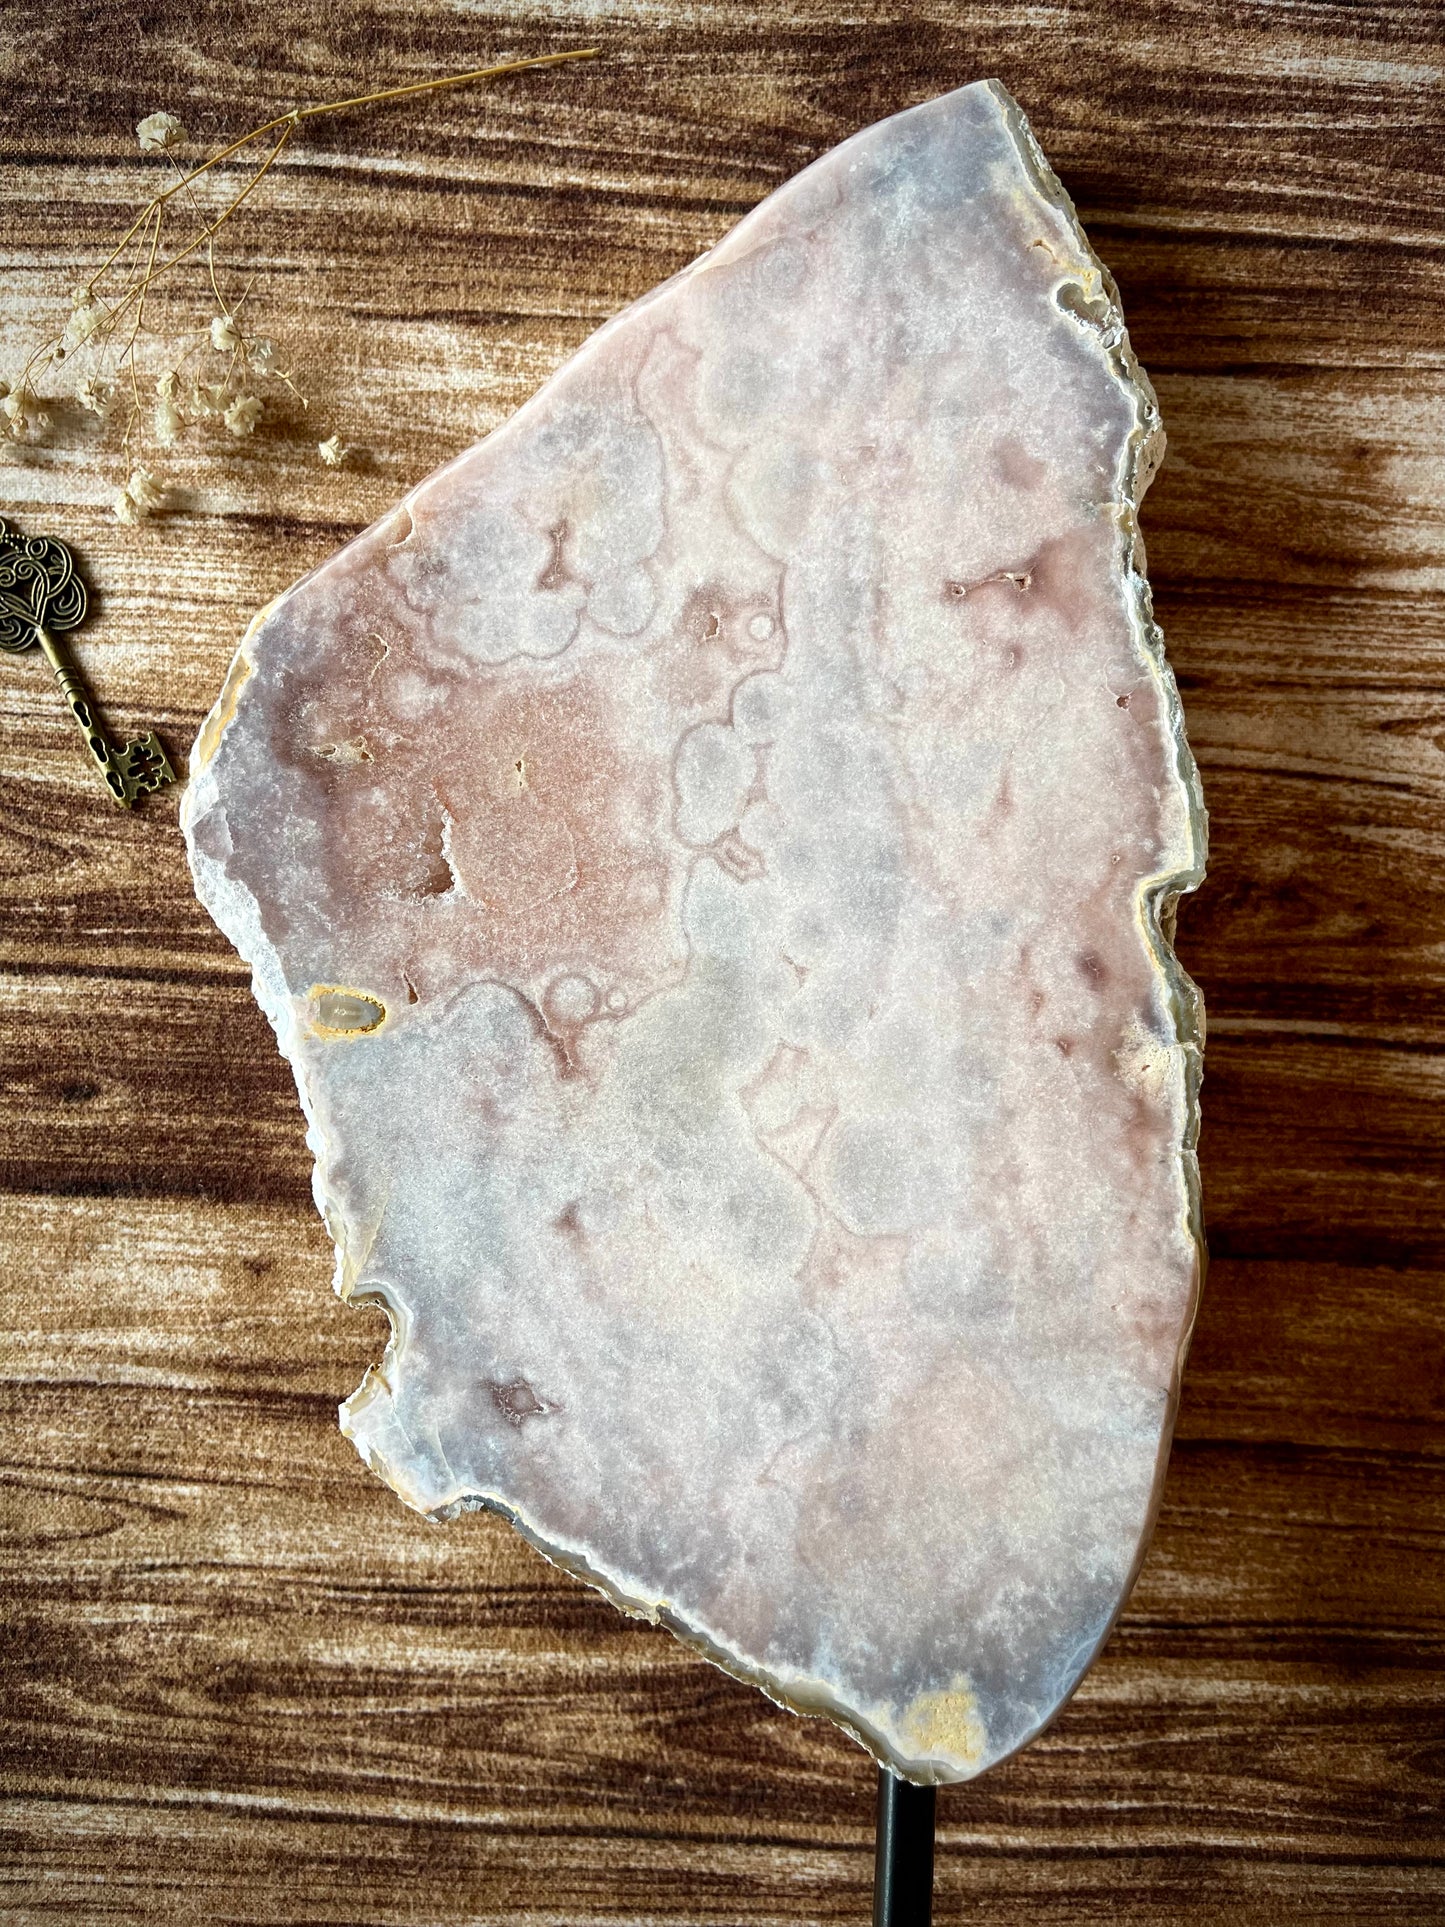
{"left": 184, "top": 78, "right": 1206, "bottom": 1783}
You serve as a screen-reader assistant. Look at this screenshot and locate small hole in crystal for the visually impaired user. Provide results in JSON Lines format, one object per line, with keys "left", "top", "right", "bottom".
{"left": 1116, "top": 694, "right": 1130, "bottom": 709}
{"left": 490, "top": 1376, "right": 551, "bottom": 1427}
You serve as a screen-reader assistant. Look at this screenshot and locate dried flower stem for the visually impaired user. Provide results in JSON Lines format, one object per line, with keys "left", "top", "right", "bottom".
{"left": 123, "top": 205, "right": 163, "bottom": 459}
{"left": 10, "top": 45, "right": 599, "bottom": 501}
{"left": 120, "top": 121, "right": 296, "bottom": 326}
{"left": 101, "top": 50, "right": 598, "bottom": 293}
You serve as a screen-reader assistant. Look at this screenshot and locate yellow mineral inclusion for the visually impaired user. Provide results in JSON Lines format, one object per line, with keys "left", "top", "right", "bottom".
{"left": 194, "top": 649, "right": 253, "bottom": 770}
{"left": 891, "top": 1677, "right": 988, "bottom": 1769}
{"left": 193, "top": 597, "right": 283, "bottom": 771}
{"left": 309, "top": 986, "right": 387, "bottom": 1036}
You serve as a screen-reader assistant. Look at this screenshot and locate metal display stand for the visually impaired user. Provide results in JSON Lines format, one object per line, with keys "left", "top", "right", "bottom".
{"left": 872, "top": 1768, "right": 936, "bottom": 1926}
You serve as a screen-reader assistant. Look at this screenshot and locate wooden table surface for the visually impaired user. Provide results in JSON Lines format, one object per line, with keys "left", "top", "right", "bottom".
{"left": 3, "top": 2, "right": 1443, "bottom": 1920}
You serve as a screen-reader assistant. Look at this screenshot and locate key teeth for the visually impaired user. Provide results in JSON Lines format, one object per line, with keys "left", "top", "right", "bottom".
{"left": 117, "top": 732, "right": 178, "bottom": 803}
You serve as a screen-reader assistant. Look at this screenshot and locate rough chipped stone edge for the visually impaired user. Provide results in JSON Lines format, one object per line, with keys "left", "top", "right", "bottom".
{"left": 971, "top": 78, "right": 1211, "bottom": 1775}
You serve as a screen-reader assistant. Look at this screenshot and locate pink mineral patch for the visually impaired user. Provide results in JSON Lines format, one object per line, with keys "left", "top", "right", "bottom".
{"left": 185, "top": 78, "right": 1205, "bottom": 1783}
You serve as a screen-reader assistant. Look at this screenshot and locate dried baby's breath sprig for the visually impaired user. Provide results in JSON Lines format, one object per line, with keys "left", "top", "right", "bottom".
{"left": 154, "top": 385, "right": 184, "bottom": 445}
{"left": 76, "top": 375, "right": 110, "bottom": 416}
{"left": 224, "top": 394, "right": 263, "bottom": 438}
{"left": 61, "top": 288, "right": 104, "bottom": 355}
{"left": 112, "top": 465, "right": 165, "bottom": 523}
{"left": 11, "top": 46, "right": 599, "bottom": 519}
{"left": 3, "top": 384, "right": 51, "bottom": 442}
{"left": 127, "top": 467, "right": 165, "bottom": 512}
{"left": 137, "top": 111, "right": 186, "bottom": 153}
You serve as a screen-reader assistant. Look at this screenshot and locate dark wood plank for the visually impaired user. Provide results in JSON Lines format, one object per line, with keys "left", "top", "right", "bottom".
{"left": 3, "top": 0, "right": 1444, "bottom": 1919}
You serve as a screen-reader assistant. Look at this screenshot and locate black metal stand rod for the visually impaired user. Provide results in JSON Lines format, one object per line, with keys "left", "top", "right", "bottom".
{"left": 872, "top": 1766, "right": 936, "bottom": 1927}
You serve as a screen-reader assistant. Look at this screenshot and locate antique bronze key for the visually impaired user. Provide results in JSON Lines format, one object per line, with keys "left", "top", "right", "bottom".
{"left": 0, "top": 517, "right": 176, "bottom": 807}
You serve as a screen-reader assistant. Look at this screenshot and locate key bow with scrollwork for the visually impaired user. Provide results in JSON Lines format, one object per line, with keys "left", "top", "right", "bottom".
{"left": 0, "top": 519, "right": 88, "bottom": 650}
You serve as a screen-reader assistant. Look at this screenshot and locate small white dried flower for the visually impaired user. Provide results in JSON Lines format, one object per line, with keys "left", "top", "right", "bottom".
{"left": 126, "top": 467, "right": 165, "bottom": 513}
{"left": 61, "top": 304, "right": 102, "bottom": 353}
{"left": 210, "top": 314, "right": 239, "bottom": 353}
{"left": 154, "top": 397, "right": 184, "bottom": 446}
{"left": 249, "top": 337, "right": 276, "bottom": 374}
{"left": 190, "top": 380, "right": 227, "bottom": 417}
{"left": 137, "top": 111, "right": 185, "bottom": 153}
{"left": 112, "top": 486, "right": 141, "bottom": 525}
{"left": 2, "top": 386, "right": 50, "bottom": 442}
{"left": 155, "top": 370, "right": 177, "bottom": 400}
{"left": 224, "top": 394, "right": 262, "bottom": 437}
{"left": 76, "top": 376, "right": 111, "bottom": 416}
{"left": 317, "top": 434, "right": 346, "bottom": 468}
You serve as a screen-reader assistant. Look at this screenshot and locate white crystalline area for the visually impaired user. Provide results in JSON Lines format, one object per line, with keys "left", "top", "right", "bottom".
{"left": 184, "top": 79, "right": 1205, "bottom": 1782}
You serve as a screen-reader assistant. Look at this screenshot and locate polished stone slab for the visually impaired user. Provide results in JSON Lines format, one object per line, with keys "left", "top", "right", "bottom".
{"left": 185, "top": 78, "right": 1205, "bottom": 1782}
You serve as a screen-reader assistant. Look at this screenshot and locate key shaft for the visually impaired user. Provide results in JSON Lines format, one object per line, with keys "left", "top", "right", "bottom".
{"left": 35, "top": 623, "right": 132, "bottom": 805}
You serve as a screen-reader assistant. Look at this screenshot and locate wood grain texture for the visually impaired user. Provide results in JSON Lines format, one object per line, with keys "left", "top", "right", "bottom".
{"left": 2, "top": 1, "right": 1444, "bottom": 1919}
